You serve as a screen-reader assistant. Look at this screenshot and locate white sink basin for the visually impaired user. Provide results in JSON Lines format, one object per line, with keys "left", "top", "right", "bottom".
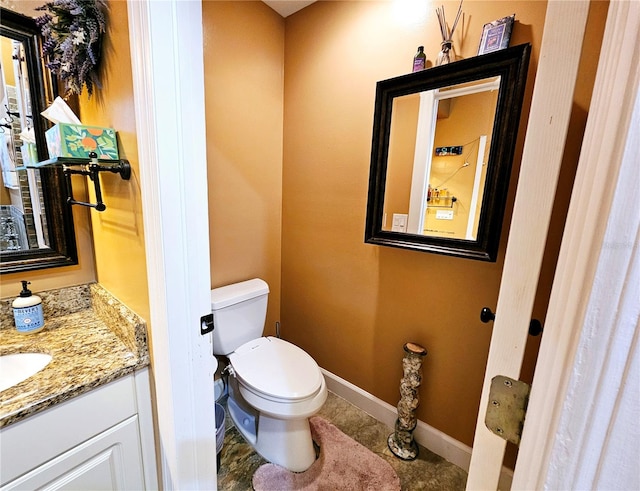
{"left": 0, "top": 353, "right": 52, "bottom": 392}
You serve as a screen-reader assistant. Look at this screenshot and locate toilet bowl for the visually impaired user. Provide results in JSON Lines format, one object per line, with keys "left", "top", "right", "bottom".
{"left": 227, "top": 336, "right": 327, "bottom": 471}
{"left": 211, "top": 279, "right": 327, "bottom": 472}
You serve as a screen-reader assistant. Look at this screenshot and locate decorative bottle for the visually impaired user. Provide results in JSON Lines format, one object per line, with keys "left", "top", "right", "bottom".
{"left": 436, "top": 40, "right": 453, "bottom": 66}
{"left": 412, "top": 46, "right": 426, "bottom": 72}
{"left": 12, "top": 281, "right": 45, "bottom": 334}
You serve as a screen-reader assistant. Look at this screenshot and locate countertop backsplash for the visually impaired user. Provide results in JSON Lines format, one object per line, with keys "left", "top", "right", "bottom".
{"left": 88, "top": 284, "right": 148, "bottom": 360}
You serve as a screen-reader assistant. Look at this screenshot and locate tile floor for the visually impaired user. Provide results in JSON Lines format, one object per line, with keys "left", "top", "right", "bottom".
{"left": 216, "top": 391, "right": 468, "bottom": 490}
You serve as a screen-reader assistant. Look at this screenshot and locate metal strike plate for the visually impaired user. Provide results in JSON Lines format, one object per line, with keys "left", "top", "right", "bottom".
{"left": 485, "top": 375, "right": 531, "bottom": 446}
{"left": 200, "top": 313, "right": 214, "bottom": 335}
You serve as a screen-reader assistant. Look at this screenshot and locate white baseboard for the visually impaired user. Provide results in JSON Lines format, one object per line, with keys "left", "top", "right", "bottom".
{"left": 321, "top": 368, "right": 514, "bottom": 490}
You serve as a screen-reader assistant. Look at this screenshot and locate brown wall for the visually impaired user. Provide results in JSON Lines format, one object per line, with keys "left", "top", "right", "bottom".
{"left": 384, "top": 93, "right": 419, "bottom": 226}
{"left": 281, "top": 0, "right": 607, "bottom": 453}
{"left": 77, "top": 1, "right": 149, "bottom": 322}
{"left": 203, "top": 1, "right": 285, "bottom": 334}
{"left": 1, "top": 36, "right": 15, "bottom": 85}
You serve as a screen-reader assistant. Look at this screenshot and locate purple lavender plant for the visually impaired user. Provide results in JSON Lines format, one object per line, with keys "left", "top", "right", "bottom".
{"left": 35, "top": 0, "right": 108, "bottom": 97}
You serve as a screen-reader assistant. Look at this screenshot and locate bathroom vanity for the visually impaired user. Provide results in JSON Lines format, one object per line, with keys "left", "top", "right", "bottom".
{"left": 0, "top": 284, "right": 157, "bottom": 490}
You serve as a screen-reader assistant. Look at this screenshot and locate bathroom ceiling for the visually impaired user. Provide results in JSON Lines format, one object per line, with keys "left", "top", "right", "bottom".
{"left": 262, "top": 0, "right": 316, "bottom": 17}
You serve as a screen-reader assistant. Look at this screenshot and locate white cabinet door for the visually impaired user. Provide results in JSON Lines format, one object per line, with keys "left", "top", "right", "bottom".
{"left": 2, "top": 416, "right": 145, "bottom": 491}
{"left": 1, "top": 376, "right": 137, "bottom": 484}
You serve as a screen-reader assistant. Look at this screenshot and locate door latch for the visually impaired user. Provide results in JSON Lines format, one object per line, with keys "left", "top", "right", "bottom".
{"left": 485, "top": 375, "right": 531, "bottom": 446}
{"left": 200, "top": 313, "right": 214, "bottom": 335}
{"left": 479, "top": 307, "right": 544, "bottom": 336}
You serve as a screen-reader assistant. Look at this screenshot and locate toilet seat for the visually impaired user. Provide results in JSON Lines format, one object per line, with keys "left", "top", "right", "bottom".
{"left": 229, "top": 336, "right": 323, "bottom": 402}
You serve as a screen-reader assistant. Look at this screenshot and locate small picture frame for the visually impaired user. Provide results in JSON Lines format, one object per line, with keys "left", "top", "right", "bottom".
{"left": 478, "top": 14, "right": 515, "bottom": 55}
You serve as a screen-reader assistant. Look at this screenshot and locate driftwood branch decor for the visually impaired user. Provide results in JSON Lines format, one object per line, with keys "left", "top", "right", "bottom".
{"left": 388, "top": 342, "right": 428, "bottom": 460}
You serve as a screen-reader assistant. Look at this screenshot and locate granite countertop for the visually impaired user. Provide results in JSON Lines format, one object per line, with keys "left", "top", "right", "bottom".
{"left": 0, "top": 283, "right": 149, "bottom": 428}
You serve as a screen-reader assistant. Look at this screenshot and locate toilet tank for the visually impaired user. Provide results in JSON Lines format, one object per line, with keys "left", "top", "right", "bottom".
{"left": 211, "top": 278, "right": 269, "bottom": 356}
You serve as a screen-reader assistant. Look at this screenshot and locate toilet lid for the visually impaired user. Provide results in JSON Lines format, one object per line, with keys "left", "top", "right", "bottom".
{"left": 229, "top": 337, "right": 322, "bottom": 400}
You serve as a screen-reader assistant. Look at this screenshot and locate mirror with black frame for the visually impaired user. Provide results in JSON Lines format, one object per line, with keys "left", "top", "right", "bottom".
{"left": 0, "top": 7, "right": 77, "bottom": 273}
{"left": 365, "top": 44, "right": 531, "bottom": 261}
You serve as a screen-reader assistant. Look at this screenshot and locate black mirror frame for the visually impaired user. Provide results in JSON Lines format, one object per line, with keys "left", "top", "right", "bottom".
{"left": 365, "top": 43, "right": 531, "bottom": 261}
{"left": 0, "top": 8, "right": 78, "bottom": 274}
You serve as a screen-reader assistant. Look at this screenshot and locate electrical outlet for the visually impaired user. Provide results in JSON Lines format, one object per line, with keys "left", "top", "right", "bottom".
{"left": 391, "top": 213, "right": 408, "bottom": 232}
{"left": 436, "top": 210, "right": 454, "bottom": 220}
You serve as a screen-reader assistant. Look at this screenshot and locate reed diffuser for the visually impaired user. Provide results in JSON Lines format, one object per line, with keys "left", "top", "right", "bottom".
{"left": 435, "top": 1, "right": 463, "bottom": 66}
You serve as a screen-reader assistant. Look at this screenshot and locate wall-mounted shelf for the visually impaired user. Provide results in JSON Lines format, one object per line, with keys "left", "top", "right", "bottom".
{"left": 426, "top": 195, "right": 457, "bottom": 209}
{"left": 18, "top": 153, "right": 131, "bottom": 212}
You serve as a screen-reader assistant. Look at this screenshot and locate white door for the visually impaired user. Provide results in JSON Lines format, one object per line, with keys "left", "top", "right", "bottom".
{"left": 468, "top": 1, "right": 640, "bottom": 489}
{"left": 127, "top": 2, "right": 217, "bottom": 490}
{"left": 466, "top": 1, "right": 592, "bottom": 489}
{"left": 513, "top": 2, "right": 640, "bottom": 489}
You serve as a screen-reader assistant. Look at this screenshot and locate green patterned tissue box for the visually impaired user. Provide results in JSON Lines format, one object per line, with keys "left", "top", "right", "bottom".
{"left": 45, "top": 123, "right": 119, "bottom": 160}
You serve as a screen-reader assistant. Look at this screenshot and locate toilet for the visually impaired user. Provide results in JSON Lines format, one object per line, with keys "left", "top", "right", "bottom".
{"left": 211, "top": 278, "right": 327, "bottom": 472}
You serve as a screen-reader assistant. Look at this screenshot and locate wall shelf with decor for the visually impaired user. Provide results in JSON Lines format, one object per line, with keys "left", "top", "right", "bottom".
{"left": 18, "top": 153, "right": 131, "bottom": 212}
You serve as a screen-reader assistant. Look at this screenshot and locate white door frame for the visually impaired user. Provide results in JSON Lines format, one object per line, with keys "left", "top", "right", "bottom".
{"left": 466, "top": 1, "right": 591, "bottom": 488}
{"left": 127, "top": 1, "right": 217, "bottom": 489}
{"left": 465, "top": 134, "right": 486, "bottom": 241}
{"left": 407, "top": 90, "right": 437, "bottom": 234}
{"left": 514, "top": 1, "right": 640, "bottom": 488}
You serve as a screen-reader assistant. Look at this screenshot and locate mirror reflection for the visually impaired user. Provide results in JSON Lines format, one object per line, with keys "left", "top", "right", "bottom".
{"left": 383, "top": 77, "right": 499, "bottom": 240}
{"left": 1, "top": 32, "right": 49, "bottom": 253}
{"left": 365, "top": 44, "right": 531, "bottom": 261}
{"left": 0, "top": 7, "right": 77, "bottom": 274}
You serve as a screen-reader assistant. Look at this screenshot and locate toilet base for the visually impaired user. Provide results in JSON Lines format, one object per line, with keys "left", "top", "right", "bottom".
{"left": 227, "top": 390, "right": 317, "bottom": 472}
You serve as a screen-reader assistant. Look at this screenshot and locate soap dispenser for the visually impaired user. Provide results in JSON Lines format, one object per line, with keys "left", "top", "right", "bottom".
{"left": 12, "top": 281, "right": 45, "bottom": 334}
